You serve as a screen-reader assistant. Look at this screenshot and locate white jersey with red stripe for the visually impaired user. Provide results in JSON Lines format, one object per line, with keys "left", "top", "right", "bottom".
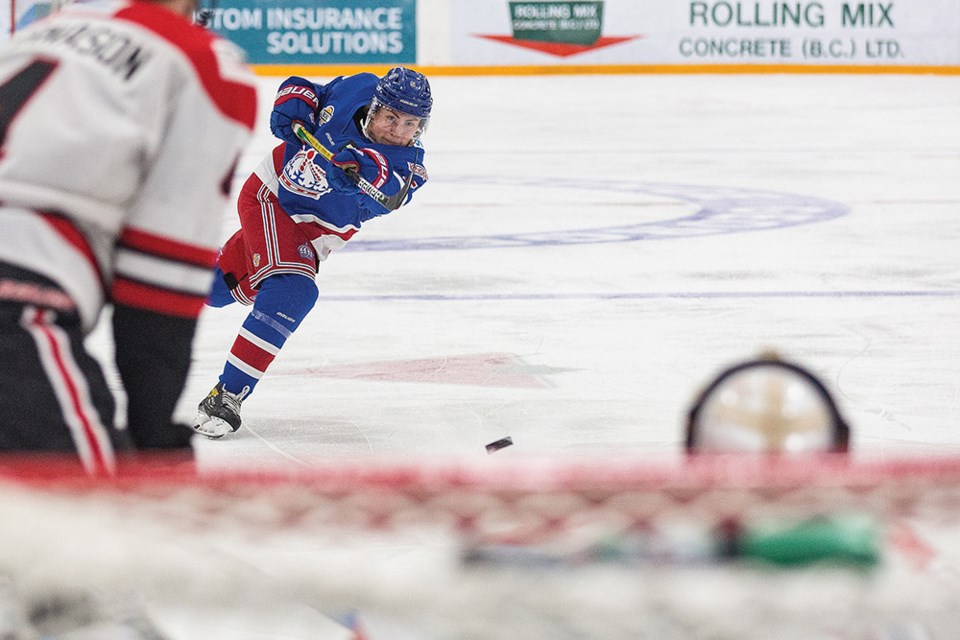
{"left": 0, "top": 0, "right": 257, "bottom": 330}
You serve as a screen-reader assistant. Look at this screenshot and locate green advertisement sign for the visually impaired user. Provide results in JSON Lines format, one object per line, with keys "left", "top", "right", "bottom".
{"left": 509, "top": 1, "right": 604, "bottom": 46}
{"left": 204, "top": 0, "right": 417, "bottom": 64}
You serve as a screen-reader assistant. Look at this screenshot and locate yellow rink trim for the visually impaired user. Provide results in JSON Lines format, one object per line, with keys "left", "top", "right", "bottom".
{"left": 252, "top": 63, "right": 960, "bottom": 77}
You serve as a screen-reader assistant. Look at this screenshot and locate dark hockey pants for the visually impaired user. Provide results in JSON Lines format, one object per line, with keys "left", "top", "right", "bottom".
{"left": 0, "top": 301, "right": 129, "bottom": 474}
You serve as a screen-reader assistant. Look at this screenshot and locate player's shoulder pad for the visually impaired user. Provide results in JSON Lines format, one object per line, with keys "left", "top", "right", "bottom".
{"left": 115, "top": 2, "right": 257, "bottom": 130}
{"left": 338, "top": 72, "right": 379, "bottom": 94}
{"left": 348, "top": 72, "right": 381, "bottom": 84}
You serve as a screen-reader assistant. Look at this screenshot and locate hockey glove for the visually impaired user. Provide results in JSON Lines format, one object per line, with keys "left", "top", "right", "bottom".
{"left": 327, "top": 147, "right": 390, "bottom": 195}
{"left": 270, "top": 76, "right": 319, "bottom": 146}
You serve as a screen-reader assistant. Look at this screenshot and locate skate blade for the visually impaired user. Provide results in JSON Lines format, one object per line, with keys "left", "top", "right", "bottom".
{"left": 191, "top": 412, "right": 233, "bottom": 440}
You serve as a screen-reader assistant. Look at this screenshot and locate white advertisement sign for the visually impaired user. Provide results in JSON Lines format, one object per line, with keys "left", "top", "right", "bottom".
{"left": 450, "top": 0, "right": 960, "bottom": 67}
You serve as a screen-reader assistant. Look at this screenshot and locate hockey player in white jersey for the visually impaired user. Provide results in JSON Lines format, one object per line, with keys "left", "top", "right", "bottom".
{"left": 0, "top": 0, "right": 257, "bottom": 473}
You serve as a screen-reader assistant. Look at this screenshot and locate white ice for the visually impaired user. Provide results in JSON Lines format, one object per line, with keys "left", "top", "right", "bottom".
{"left": 139, "top": 72, "right": 960, "bottom": 469}
{"left": 69, "top": 70, "right": 960, "bottom": 640}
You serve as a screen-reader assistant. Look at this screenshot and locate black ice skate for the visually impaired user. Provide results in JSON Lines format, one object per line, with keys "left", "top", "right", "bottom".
{"left": 192, "top": 382, "right": 249, "bottom": 439}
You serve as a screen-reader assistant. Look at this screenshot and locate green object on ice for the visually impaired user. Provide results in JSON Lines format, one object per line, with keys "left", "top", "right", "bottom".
{"left": 739, "top": 515, "right": 880, "bottom": 567}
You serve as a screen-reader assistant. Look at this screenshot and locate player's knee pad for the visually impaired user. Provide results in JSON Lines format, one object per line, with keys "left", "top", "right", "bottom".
{"left": 253, "top": 274, "right": 318, "bottom": 332}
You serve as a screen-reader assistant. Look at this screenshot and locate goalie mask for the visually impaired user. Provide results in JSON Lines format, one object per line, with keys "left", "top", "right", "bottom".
{"left": 685, "top": 352, "right": 850, "bottom": 455}
{"left": 362, "top": 67, "right": 432, "bottom": 145}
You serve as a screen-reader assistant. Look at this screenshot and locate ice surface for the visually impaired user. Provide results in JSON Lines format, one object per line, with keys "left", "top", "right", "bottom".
{"left": 94, "top": 73, "right": 960, "bottom": 469}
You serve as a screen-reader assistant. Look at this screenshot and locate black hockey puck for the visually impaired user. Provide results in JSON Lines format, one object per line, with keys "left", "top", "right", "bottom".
{"left": 485, "top": 436, "right": 513, "bottom": 453}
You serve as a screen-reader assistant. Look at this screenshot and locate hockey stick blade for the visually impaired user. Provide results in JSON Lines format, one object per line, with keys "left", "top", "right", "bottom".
{"left": 292, "top": 122, "right": 414, "bottom": 212}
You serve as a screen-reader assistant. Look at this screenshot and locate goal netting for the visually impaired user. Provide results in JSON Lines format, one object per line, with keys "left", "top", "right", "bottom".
{"left": 2, "top": 453, "right": 959, "bottom": 639}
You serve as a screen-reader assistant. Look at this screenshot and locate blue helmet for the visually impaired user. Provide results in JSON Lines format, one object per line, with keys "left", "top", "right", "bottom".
{"left": 374, "top": 67, "right": 432, "bottom": 119}
{"left": 364, "top": 67, "right": 432, "bottom": 144}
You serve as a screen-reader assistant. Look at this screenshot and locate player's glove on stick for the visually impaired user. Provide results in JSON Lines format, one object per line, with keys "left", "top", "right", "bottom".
{"left": 328, "top": 147, "right": 389, "bottom": 195}
{"left": 270, "top": 77, "right": 319, "bottom": 145}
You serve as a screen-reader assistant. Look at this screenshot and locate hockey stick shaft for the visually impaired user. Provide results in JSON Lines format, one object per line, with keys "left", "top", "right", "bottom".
{"left": 292, "top": 122, "right": 414, "bottom": 211}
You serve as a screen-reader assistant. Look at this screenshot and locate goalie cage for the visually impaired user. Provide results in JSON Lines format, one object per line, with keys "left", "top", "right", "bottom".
{"left": 0, "top": 453, "right": 959, "bottom": 640}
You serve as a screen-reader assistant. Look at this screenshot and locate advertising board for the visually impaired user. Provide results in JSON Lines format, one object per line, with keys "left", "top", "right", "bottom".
{"left": 450, "top": 0, "right": 960, "bottom": 67}
{"left": 205, "top": 0, "right": 417, "bottom": 65}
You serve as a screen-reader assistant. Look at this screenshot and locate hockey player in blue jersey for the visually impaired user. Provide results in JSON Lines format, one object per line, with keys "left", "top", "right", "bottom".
{"left": 191, "top": 67, "right": 431, "bottom": 438}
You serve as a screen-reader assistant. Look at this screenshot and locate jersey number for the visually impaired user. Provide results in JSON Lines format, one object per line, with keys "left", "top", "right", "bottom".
{"left": 0, "top": 60, "right": 58, "bottom": 149}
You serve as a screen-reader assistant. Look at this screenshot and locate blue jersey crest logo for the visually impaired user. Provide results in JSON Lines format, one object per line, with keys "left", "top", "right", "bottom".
{"left": 279, "top": 148, "right": 331, "bottom": 200}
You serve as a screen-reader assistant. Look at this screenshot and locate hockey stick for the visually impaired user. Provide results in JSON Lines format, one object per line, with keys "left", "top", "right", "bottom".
{"left": 292, "top": 122, "right": 415, "bottom": 212}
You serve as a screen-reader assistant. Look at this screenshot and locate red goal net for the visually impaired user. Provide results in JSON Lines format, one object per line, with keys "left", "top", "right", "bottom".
{"left": 1, "top": 453, "right": 959, "bottom": 639}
